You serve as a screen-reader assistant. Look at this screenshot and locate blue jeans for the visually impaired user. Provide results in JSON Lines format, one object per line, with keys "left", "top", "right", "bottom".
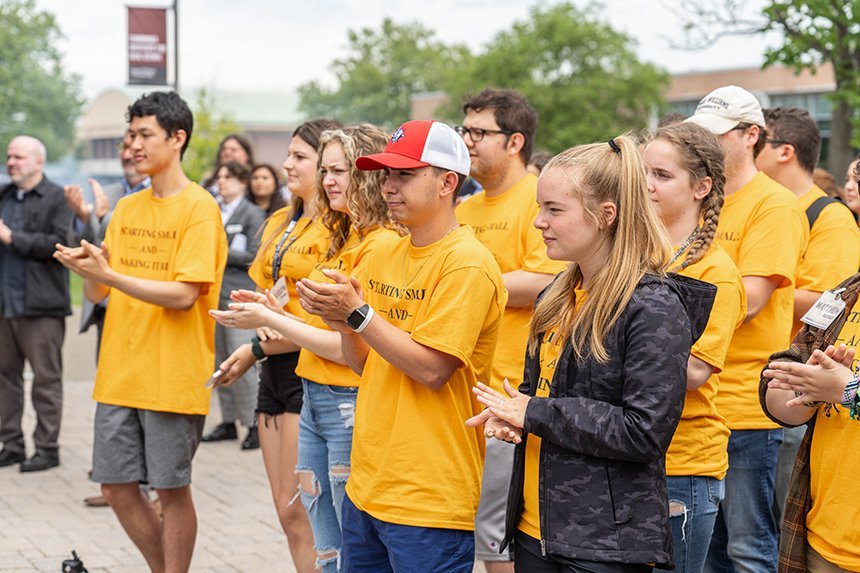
{"left": 341, "top": 493, "right": 475, "bottom": 573}
{"left": 297, "top": 379, "right": 358, "bottom": 573}
{"left": 705, "top": 429, "right": 783, "bottom": 573}
{"left": 668, "top": 476, "right": 725, "bottom": 573}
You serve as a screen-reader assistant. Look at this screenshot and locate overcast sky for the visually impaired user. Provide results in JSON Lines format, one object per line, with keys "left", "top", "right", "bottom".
{"left": 36, "top": 0, "right": 778, "bottom": 101}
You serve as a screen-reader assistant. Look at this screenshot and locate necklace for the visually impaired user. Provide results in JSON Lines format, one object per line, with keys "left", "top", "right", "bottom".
{"left": 670, "top": 226, "right": 700, "bottom": 267}
{"left": 397, "top": 223, "right": 460, "bottom": 301}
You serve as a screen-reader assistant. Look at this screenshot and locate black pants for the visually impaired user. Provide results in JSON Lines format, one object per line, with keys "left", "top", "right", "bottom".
{"left": 515, "top": 531, "right": 653, "bottom": 573}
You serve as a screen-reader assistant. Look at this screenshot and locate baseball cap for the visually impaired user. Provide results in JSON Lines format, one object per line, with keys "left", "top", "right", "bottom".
{"left": 356, "top": 120, "right": 471, "bottom": 176}
{"left": 685, "top": 85, "right": 766, "bottom": 135}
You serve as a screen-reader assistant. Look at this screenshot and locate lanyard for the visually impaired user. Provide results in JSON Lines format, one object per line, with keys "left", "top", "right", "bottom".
{"left": 271, "top": 209, "right": 304, "bottom": 281}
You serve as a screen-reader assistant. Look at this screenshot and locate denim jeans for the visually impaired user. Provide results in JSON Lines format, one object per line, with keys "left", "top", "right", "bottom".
{"left": 667, "top": 476, "right": 725, "bottom": 573}
{"left": 705, "top": 428, "right": 783, "bottom": 573}
{"left": 341, "top": 493, "right": 475, "bottom": 573}
{"left": 297, "top": 379, "right": 358, "bottom": 573}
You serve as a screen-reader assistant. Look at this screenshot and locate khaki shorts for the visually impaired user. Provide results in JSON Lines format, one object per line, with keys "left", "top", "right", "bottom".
{"left": 92, "top": 402, "right": 205, "bottom": 489}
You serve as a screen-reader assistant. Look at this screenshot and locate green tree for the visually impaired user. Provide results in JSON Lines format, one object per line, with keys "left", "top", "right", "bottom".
{"left": 183, "top": 88, "right": 240, "bottom": 184}
{"left": 297, "top": 19, "right": 472, "bottom": 128}
{"left": 0, "top": 0, "right": 83, "bottom": 160}
{"left": 676, "top": 0, "right": 860, "bottom": 176}
{"left": 441, "top": 2, "right": 670, "bottom": 152}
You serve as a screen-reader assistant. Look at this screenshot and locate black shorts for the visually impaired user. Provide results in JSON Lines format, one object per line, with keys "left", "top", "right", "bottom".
{"left": 256, "top": 351, "right": 304, "bottom": 416}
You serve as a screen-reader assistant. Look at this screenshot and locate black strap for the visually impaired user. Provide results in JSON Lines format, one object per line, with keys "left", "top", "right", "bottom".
{"left": 805, "top": 196, "right": 847, "bottom": 229}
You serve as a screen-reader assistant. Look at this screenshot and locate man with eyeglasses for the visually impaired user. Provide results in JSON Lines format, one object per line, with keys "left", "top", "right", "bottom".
{"left": 455, "top": 88, "right": 564, "bottom": 572}
{"left": 686, "top": 85, "right": 809, "bottom": 573}
{"left": 755, "top": 106, "right": 860, "bottom": 527}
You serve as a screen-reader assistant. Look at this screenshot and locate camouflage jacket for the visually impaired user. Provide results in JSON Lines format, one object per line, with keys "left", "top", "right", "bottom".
{"left": 501, "top": 273, "right": 715, "bottom": 568}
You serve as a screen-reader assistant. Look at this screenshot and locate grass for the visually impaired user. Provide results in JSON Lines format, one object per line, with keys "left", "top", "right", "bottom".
{"left": 70, "top": 272, "right": 83, "bottom": 306}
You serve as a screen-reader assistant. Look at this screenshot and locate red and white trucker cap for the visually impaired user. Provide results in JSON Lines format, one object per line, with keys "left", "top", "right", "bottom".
{"left": 355, "top": 120, "right": 471, "bottom": 176}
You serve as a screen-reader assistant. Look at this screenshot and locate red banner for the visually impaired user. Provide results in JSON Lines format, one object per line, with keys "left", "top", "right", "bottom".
{"left": 128, "top": 7, "right": 168, "bottom": 85}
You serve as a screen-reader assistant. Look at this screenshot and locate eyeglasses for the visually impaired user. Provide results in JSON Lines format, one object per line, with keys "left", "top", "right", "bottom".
{"left": 766, "top": 138, "right": 791, "bottom": 146}
{"left": 454, "top": 126, "right": 514, "bottom": 142}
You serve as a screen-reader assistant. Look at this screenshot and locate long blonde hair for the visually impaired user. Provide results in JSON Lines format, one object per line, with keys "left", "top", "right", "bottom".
{"left": 314, "top": 125, "right": 398, "bottom": 259}
{"left": 528, "top": 135, "right": 672, "bottom": 362}
{"left": 651, "top": 122, "right": 726, "bottom": 270}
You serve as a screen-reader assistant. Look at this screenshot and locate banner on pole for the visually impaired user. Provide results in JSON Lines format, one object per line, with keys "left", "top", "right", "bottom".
{"left": 128, "top": 6, "right": 168, "bottom": 85}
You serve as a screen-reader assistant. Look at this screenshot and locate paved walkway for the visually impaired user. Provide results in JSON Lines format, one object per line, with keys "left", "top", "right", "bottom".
{"left": 0, "top": 309, "right": 295, "bottom": 572}
{"left": 0, "top": 309, "right": 490, "bottom": 572}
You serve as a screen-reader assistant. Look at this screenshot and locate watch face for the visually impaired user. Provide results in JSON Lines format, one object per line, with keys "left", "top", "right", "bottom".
{"left": 347, "top": 305, "right": 368, "bottom": 329}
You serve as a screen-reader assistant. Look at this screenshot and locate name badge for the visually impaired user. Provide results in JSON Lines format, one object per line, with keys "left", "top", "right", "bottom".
{"left": 225, "top": 224, "right": 243, "bottom": 234}
{"left": 270, "top": 276, "right": 290, "bottom": 306}
{"left": 801, "top": 289, "right": 846, "bottom": 330}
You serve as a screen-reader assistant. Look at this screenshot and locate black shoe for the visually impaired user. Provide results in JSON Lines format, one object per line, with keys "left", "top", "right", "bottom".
{"left": 20, "top": 450, "right": 59, "bottom": 473}
{"left": 202, "top": 422, "right": 237, "bottom": 442}
{"left": 241, "top": 426, "right": 260, "bottom": 450}
{"left": 0, "top": 448, "right": 25, "bottom": 467}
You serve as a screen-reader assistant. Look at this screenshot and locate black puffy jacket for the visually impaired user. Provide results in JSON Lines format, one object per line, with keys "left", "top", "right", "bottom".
{"left": 501, "top": 273, "right": 715, "bottom": 568}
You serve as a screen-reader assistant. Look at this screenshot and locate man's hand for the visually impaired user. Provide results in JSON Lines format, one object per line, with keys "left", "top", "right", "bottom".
{"left": 53, "top": 240, "right": 112, "bottom": 281}
{"left": 0, "top": 219, "right": 12, "bottom": 245}
{"left": 90, "top": 179, "right": 110, "bottom": 219}
{"left": 63, "top": 184, "right": 92, "bottom": 223}
{"left": 297, "top": 269, "right": 364, "bottom": 321}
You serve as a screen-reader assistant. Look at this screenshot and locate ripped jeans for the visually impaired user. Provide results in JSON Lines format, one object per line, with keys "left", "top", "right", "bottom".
{"left": 297, "top": 379, "right": 358, "bottom": 573}
{"left": 667, "top": 476, "right": 724, "bottom": 573}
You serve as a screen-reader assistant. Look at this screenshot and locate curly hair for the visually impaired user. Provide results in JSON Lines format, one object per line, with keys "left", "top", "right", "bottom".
{"left": 314, "top": 124, "right": 401, "bottom": 260}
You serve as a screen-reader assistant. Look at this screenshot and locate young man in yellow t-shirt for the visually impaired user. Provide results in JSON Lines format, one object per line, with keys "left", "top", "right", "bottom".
{"left": 686, "top": 85, "right": 809, "bottom": 573}
{"left": 297, "top": 120, "right": 507, "bottom": 573}
{"left": 454, "top": 88, "right": 564, "bottom": 572}
{"left": 55, "top": 91, "right": 227, "bottom": 573}
{"left": 756, "top": 106, "right": 860, "bottom": 525}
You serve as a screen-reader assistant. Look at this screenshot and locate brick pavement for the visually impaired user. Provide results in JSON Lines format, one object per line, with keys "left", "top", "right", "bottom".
{"left": 0, "top": 311, "right": 295, "bottom": 572}
{"left": 0, "top": 310, "right": 489, "bottom": 572}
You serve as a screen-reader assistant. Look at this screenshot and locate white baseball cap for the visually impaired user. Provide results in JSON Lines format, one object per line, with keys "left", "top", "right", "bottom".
{"left": 685, "top": 85, "right": 766, "bottom": 135}
{"left": 355, "top": 120, "right": 471, "bottom": 176}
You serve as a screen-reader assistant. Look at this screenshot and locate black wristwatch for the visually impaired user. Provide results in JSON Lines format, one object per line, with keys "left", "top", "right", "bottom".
{"left": 346, "top": 304, "right": 373, "bottom": 333}
{"left": 250, "top": 336, "right": 268, "bottom": 362}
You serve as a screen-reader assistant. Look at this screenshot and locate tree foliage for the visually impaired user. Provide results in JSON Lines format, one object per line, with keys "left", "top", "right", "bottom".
{"left": 182, "top": 88, "right": 240, "bottom": 184}
{"left": 440, "top": 3, "right": 669, "bottom": 152}
{"left": 0, "top": 0, "right": 83, "bottom": 160}
{"left": 297, "top": 18, "right": 472, "bottom": 128}
{"left": 675, "top": 0, "right": 860, "bottom": 174}
{"left": 298, "top": 5, "right": 668, "bottom": 153}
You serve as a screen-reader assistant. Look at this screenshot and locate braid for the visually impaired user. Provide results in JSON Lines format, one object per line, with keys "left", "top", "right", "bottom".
{"left": 652, "top": 122, "right": 726, "bottom": 271}
{"left": 680, "top": 189, "right": 723, "bottom": 268}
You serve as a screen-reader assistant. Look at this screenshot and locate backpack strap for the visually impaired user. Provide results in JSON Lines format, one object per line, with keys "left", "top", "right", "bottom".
{"left": 805, "top": 196, "right": 846, "bottom": 229}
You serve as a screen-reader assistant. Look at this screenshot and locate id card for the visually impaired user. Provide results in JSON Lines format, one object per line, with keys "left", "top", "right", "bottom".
{"left": 270, "top": 276, "right": 290, "bottom": 306}
{"left": 204, "top": 370, "right": 223, "bottom": 389}
{"left": 801, "top": 289, "right": 846, "bottom": 330}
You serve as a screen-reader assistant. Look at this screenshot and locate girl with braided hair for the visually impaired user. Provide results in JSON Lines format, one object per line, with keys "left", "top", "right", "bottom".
{"left": 643, "top": 122, "right": 747, "bottom": 573}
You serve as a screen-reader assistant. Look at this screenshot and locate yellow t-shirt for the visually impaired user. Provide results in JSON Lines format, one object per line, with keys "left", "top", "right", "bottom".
{"left": 716, "top": 172, "right": 808, "bottom": 429}
{"left": 807, "top": 299, "right": 860, "bottom": 570}
{"left": 456, "top": 174, "right": 566, "bottom": 393}
{"left": 94, "top": 183, "right": 228, "bottom": 415}
{"left": 519, "top": 326, "right": 563, "bottom": 539}
{"left": 666, "top": 242, "right": 745, "bottom": 478}
{"left": 247, "top": 208, "right": 329, "bottom": 317}
{"left": 345, "top": 225, "right": 507, "bottom": 530}
{"left": 794, "top": 186, "right": 860, "bottom": 333}
{"left": 295, "top": 226, "right": 401, "bottom": 387}
{"left": 519, "top": 289, "right": 586, "bottom": 540}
